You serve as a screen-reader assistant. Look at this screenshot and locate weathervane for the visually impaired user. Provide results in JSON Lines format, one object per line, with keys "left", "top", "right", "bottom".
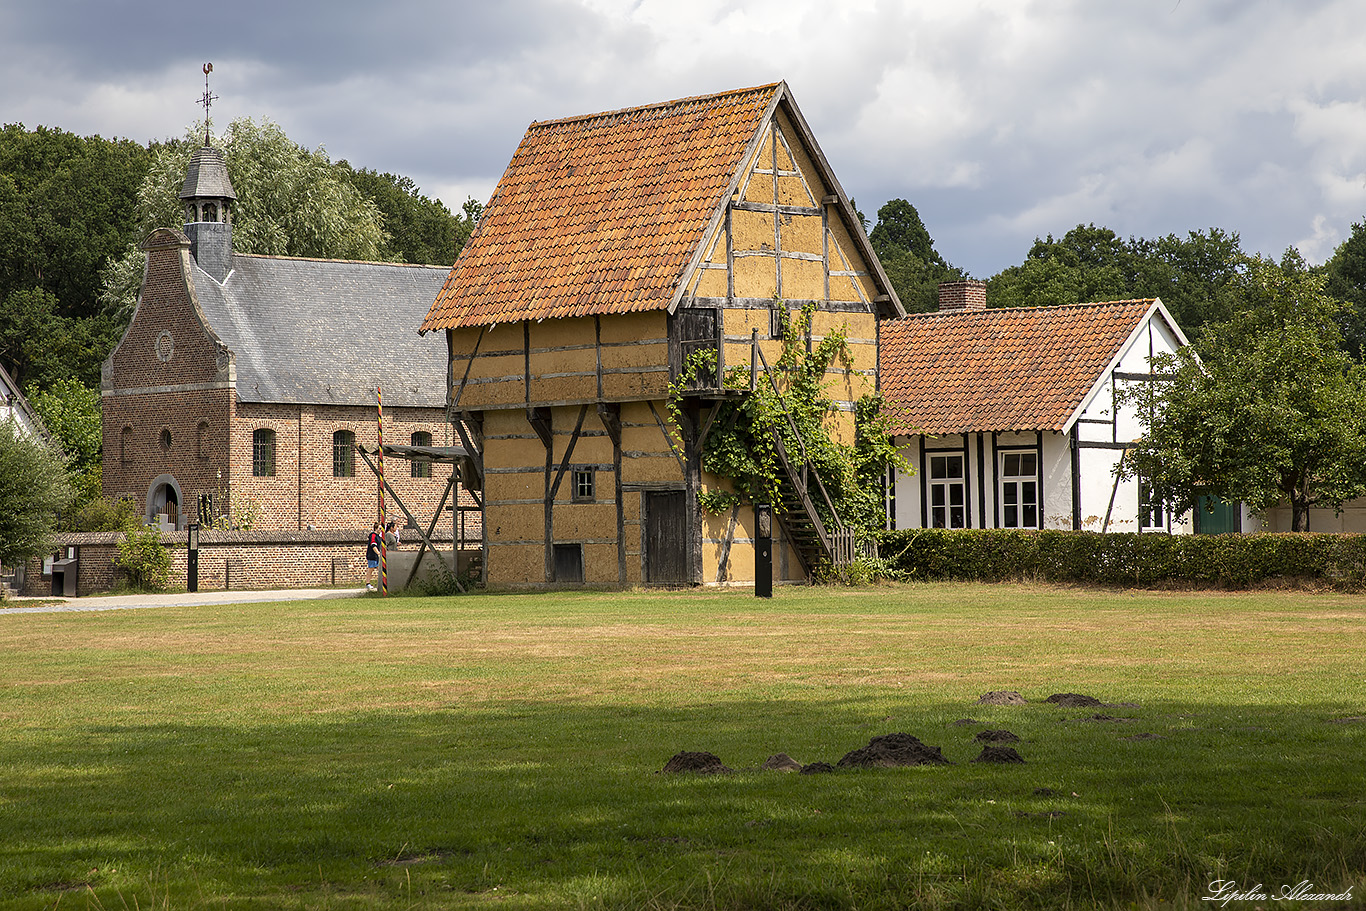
{"left": 198, "top": 63, "right": 217, "bottom": 145}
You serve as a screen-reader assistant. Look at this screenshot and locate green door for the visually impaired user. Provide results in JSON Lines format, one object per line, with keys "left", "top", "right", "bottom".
{"left": 1197, "top": 497, "right": 1241, "bottom": 534}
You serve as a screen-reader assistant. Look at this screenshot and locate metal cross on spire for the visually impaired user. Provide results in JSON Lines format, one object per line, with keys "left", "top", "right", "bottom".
{"left": 198, "top": 63, "right": 217, "bottom": 145}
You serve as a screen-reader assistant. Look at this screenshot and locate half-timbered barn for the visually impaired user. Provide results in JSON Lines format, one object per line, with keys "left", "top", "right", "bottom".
{"left": 880, "top": 281, "right": 1213, "bottom": 534}
{"left": 420, "top": 83, "right": 903, "bottom": 587}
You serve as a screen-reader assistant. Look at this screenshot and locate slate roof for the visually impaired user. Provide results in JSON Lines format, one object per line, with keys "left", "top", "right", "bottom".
{"left": 180, "top": 146, "right": 236, "bottom": 200}
{"left": 421, "top": 84, "right": 786, "bottom": 331}
{"left": 879, "top": 300, "right": 1159, "bottom": 435}
{"left": 191, "top": 253, "right": 448, "bottom": 407}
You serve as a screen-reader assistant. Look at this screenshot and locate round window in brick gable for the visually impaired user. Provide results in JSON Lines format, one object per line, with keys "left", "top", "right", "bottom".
{"left": 160, "top": 428, "right": 172, "bottom": 450}
{"left": 155, "top": 330, "right": 174, "bottom": 363}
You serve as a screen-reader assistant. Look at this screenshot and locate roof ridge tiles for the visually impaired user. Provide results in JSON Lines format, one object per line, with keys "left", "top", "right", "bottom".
{"left": 903, "top": 298, "right": 1156, "bottom": 319}
{"left": 529, "top": 83, "right": 782, "bottom": 130}
{"left": 233, "top": 252, "right": 449, "bottom": 269}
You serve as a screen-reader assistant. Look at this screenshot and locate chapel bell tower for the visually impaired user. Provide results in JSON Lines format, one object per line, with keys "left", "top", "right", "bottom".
{"left": 180, "top": 63, "right": 236, "bottom": 282}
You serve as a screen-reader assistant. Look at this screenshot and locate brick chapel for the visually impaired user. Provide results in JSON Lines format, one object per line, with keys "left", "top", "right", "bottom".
{"left": 101, "top": 144, "right": 458, "bottom": 533}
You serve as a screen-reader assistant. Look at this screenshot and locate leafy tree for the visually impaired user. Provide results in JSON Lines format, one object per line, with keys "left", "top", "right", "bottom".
{"left": 0, "top": 420, "right": 74, "bottom": 566}
{"left": 0, "top": 125, "right": 146, "bottom": 386}
{"left": 0, "top": 125, "right": 148, "bottom": 313}
{"left": 101, "top": 118, "right": 390, "bottom": 319}
{"left": 26, "top": 378, "right": 102, "bottom": 510}
{"left": 0, "top": 286, "right": 118, "bottom": 389}
{"left": 987, "top": 224, "right": 1243, "bottom": 346}
{"left": 1133, "top": 229, "right": 1243, "bottom": 338}
{"left": 868, "top": 199, "right": 966, "bottom": 313}
{"left": 1125, "top": 253, "right": 1366, "bottom": 532}
{"left": 338, "top": 164, "right": 481, "bottom": 266}
{"left": 1322, "top": 219, "right": 1366, "bottom": 359}
{"left": 114, "top": 523, "right": 171, "bottom": 591}
{"left": 987, "top": 224, "right": 1132, "bottom": 310}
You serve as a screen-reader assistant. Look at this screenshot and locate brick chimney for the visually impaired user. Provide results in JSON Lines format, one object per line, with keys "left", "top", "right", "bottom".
{"left": 937, "top": 280, "right": 987, "bottom": 312}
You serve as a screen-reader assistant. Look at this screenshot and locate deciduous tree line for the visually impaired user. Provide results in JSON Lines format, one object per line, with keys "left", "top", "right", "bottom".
{"left": 8, "top": 120, "right": 1366, "bottom": 564}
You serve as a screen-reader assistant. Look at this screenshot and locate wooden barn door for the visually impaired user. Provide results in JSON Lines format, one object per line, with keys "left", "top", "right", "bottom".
{"left": 644, "top": 490, "right": 687, "bottom": 584}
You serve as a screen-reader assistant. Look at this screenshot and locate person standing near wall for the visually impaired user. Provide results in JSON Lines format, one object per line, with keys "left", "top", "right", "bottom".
{"left": 365, "top": 522, "right": 381, "bottom": 591}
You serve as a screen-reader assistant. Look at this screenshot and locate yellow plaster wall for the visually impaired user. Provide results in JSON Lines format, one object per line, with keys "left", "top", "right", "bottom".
{"left": 734, "top": 256, "right": 777, "bottom": 300}
{"left": 692, "top": 266, "right": 728, "bottom": 298}
{"left": 487, "top": 542, "right": 544, "bottom": 586}
{"left": 783, "top": 258, "right": 825, "bottom": 301}
{"left": 732, "top": 208, "right": 775, "bottom": 252}
{"left": 775, "top": 111, "right": 830, "bottom": 201}
{"left": 780, "top": 214, "right": 822, "bottom": 255}
{"left": 600, "top": 312, "right": 667, "bottom": 345}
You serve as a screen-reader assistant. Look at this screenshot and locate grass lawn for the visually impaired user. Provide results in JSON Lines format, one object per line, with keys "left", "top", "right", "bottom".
{"left": 0, "top": 583, "right": 1362, "bottom": 910}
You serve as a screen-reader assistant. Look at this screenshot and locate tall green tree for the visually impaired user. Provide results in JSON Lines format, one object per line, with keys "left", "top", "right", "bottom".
{"left": 338, "top": 165, "right": 480, "bottom": 266}
{"left": 868, "top": 199, "right": 966, "bottom": 313}
{"left": 1125, "top": 252, "right": 1366, "bottom": 532}
{"left": 0, "top": 125, "right": 147, "bottom": 387}
{"left": 0, "top": 421, "right": 74, "bottom": 567}
{"left": 101, "top": 118, "right": 390, "bottom": 320}
{"left": 1321, "top": 219, "right": 1366, "bottom": 360}
{"left": 26, "top": 378, "right": 102, "bottom": 507}
{"left": 986, "top": 224, "right": 1242, "bottom": 345}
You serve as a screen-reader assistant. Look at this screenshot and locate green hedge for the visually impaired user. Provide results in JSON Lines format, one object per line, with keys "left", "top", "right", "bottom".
{"left": 875, "top": 529, "right": 1366, "bottom": 589}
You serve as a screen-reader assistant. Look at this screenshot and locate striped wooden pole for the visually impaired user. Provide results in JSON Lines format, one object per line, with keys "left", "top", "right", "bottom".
{"left": 378, "top": 385, "right": 387, "bottom": 595}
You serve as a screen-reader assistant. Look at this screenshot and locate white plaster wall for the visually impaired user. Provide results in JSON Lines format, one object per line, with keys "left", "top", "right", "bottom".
{"left": 1257, "top": 501, "right": 1366, "bottom": 533}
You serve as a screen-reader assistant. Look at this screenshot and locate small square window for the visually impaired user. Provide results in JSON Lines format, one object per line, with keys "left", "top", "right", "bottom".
{"left": 572, "top": 469, "right": 595, "bottom": 502}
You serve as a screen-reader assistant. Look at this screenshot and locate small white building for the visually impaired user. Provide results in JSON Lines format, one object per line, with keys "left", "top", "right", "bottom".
{"left": 879, "top": 281, "right": 1220, "bottom": 534}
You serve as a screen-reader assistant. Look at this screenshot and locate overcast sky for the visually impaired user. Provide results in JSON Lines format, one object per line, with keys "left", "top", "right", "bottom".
{"left": 4, "top": 0, "right": 1364, "bottom": 277}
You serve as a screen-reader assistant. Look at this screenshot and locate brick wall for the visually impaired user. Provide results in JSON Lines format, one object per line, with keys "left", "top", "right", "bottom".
{"left": 102, "top": 229, "right": 468, "bottom": 533}
{"left": 21, "top": 528, "right": 479, "bottom": 596}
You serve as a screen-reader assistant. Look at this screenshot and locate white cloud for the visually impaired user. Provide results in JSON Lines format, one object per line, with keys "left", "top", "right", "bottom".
{"left": 7, "top": 0, "right": 1366, "bottom": 276}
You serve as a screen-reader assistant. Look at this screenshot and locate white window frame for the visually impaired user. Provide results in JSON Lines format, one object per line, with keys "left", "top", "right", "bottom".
{"left": 928, "top": 453, "right": 966, "bottom": 529}
{"left": 1139, "top": 478, "right": 1166, "bottom": 531}
{"left": 999, "top": 451, "right": 1040, "bottom": 529}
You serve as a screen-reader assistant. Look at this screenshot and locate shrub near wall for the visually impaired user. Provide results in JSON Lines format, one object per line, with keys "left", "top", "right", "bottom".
{"left": 876, "top": 529, "right": 1366, "bottom": 589}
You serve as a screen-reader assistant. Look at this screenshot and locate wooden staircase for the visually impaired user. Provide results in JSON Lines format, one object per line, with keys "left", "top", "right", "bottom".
{"left": 747, "top": 330, "right": 872, "bottom": 578}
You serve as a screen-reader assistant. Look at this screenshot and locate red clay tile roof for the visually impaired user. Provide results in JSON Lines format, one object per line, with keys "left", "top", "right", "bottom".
{"left": 421, "top": 84, "right": 783, "bottom": 331}
{"left": 879, "top": 300, "right": 1158, "bottom": 435}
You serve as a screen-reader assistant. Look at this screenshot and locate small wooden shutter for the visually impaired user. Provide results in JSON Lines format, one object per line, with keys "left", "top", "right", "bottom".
{"left": 672, "top": 308, "right": 719, "bottom": 390}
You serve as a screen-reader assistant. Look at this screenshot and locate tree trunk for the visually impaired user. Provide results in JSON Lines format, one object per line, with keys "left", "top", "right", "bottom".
{"left": 1291, "top": 496, "right": 1310, "bottom": 532}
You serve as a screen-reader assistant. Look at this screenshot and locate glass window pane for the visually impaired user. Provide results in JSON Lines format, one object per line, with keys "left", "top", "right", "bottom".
{"left": 1020, "top": 452, "right": 1037, "bottom": 475}
{"left": 1004, "top": 453, "right": 1020, "bottom": 476}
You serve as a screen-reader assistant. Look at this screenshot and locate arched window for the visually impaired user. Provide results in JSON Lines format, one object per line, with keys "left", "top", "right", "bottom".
{"left": 253, "top": 428, "right": 276, "bottom": 477}
{"left": 120, "top": 426, "right": 132, "bottom": 464}
{"left": 203, "top": 202, "right": 218, "bottom": 223}
{"left": 333, "top": 430, "right": 355, "bottom": 478}
{"left": 185, "top": 204, "right": 197, "bottom": 223}
{"left": 410, "top": 431, "right": 432, "bottom": 478}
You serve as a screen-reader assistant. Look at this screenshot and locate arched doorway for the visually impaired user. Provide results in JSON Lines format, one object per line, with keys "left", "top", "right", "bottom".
{"left": 146, "top": 474, "right": 184, "bottom": 530}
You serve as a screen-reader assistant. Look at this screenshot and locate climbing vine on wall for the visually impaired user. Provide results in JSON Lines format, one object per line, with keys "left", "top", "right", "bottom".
{"left": 669, "top": 302, "right": 908, "bottom": 538}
